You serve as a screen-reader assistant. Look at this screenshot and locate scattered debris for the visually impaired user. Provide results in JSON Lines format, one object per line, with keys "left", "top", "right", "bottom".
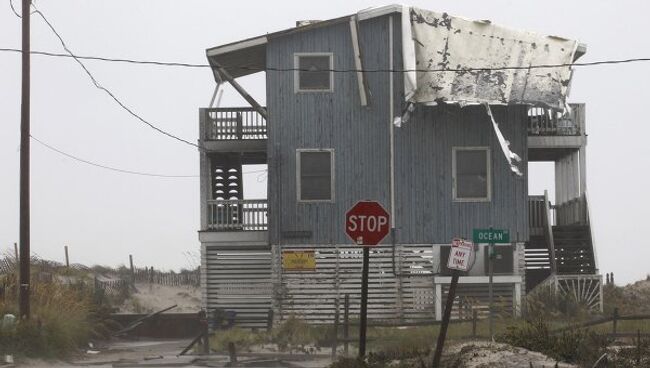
{"left": 113, "top": 305, "right": 178, "bottom": 337}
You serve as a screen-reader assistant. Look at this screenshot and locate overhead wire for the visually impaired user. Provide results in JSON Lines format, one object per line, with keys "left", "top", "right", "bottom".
{"left": 8, "top": 0, "right": 35, "bottom": 18}
{"left": 30, "top": 135, "right": 198, "bottom": 178}
{"left": 2, "top": 47, "right": 650, "bottom": 73}
{"left": 0, "top": 47, "right": 210, "bottom": 68}
{"left": 30, "top": 135, "right": 268, "bottom": 178}
{"left": 20, "top": 3, "right": 200, "bottom": 149}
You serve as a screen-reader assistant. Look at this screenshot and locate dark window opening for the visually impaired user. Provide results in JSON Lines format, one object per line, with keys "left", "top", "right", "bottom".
{"left": 454, "top": 148, "right": 490, "bottom": 201}
{"left": 298, "top": 150, "right": 333, "bottom": 201}
{"left": 296, "top": 54, "right": 332, "bottom": 91}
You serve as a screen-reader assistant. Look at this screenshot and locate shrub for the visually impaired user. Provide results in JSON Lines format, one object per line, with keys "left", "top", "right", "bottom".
{"left": 0, "top": 256, "right": 112, "bottom": 358}
{"left": 210, "top": 328, "right": 265, "bottom": 352}
{"left": 272, "top": 316, "right": 317, "bottom": 352}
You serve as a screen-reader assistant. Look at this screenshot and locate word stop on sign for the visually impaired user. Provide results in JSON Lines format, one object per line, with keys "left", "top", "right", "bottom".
{"left": 347, "top": 215, "right": 388, "bottom": 233}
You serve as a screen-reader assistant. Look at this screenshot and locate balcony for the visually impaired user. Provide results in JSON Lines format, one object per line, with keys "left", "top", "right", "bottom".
{"left": 527, "top": 104, "right": 581, "bottom": 136}
{"left": 200, "top": 107, "right": 267, "bottom": 152}
{"left": 199, "top": 199, "right": 268, "bottom": 244}
{"left": 207, "top": 199, "right": 268, "bottom": 231}
{"left": 527, "top": 103, "right": 586, "bottom": 161}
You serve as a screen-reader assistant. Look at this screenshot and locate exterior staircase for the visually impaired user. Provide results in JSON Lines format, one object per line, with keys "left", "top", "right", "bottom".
{"left": 553, "top": 225, "right": 596, "bottom": 274}
{"left": 525, "top": 194, "right": 602, "bottom": 312}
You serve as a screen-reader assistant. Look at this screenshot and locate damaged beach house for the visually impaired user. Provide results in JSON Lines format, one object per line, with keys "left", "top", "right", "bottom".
{"left": 197, "top": 5, "right": 600, "bottom": 327}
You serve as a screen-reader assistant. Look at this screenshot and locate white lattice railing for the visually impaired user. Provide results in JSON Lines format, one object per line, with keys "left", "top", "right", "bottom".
{"left": 207, "top": 199, "right": 268, "bottom": 231}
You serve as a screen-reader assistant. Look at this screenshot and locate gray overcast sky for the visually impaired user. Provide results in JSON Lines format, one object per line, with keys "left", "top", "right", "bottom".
{"left": 1, "top": 1, "right": 648, "bottom": 284}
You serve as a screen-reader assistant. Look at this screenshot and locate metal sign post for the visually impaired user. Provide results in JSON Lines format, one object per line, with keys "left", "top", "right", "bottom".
{"left": 359, "top": 246, "right": 370, "bottom": 357}
{"left": 472, "top": 228, "right": 510, "bottom": 341}
{"left": 432, "top": 239, "right": 474, "bottom": 367}
{"left": 344, "top": 201, "right": 390, "bottom": 359}
{"left": 488, "top": 241, "right": 494, "bottom": 340}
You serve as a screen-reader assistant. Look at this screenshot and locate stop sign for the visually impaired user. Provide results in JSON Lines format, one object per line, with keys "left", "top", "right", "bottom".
{"left": 345, "top": 201, "right": 390, "bottom": 246}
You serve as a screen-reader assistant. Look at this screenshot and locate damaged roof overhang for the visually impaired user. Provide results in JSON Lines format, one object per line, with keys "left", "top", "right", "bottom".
{"left": 205, "top": 4, "right": 587, "bottom": 109}
{"left": 205, "top": 5, "right": 403, "bottom": 80}
{"left": 207, "top": 36, "right": 267, "bottom": 79}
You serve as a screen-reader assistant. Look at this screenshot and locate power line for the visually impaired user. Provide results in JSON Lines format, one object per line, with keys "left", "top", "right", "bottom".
{"left": 31, "top": 135, "right": 268, "bottom": 178}
{"left": 30, "top": 135, "right": 198, "bottom": 178}
{"left": 0, "top": 47, "right": 210, "bottom": 68}
{"left": 2, "top": 47, "right": 650, "bottom": 73}
{"left": 259, "top": 58, "right": 650, "bottom": 73}
{"left": 21, "top": 4, "right": 199, "bottom": 149}
{"left": 8, "top": 0, "right": 34, "bottom": 18}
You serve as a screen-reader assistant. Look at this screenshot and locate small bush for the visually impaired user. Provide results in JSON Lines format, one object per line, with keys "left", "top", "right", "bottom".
{"left": 329, "top": 357, "right": 368, "bottom": 368}
{"left": 272, "top": 316, "right": 317, "bottom": 352}
{"left": 367, "top": 326, "right": 433, "bottom": 358}
{"left": 210, "top": 328, "right": 265, "bottom": 352}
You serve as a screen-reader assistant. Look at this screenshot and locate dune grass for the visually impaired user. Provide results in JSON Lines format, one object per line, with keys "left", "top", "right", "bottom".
{"left": 0, "top": 256, "right": 113, "bottom": 358}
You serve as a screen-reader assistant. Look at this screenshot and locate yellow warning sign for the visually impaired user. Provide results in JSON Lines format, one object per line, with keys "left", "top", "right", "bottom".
{"left": 282, "top": 250, "right": 316, "bottom": 271}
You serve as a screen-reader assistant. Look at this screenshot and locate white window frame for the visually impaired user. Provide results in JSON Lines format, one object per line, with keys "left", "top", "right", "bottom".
{"left": 294, "top": 52, "right": 334, "bottom": 93}
{"left": 452, "top": 146, "right": 491, "bottom": 202}
{"left": 296, "top": 148, "right": 335, "bottom": 203}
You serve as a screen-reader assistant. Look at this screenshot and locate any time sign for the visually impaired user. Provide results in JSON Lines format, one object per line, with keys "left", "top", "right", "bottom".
{"left": 447, "top": 238, "right": 474, "bottom": 272}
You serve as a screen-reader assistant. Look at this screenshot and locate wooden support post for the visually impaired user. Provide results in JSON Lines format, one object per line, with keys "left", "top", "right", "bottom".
{"left": 212, "top": 62, "right": 268, "bottom": 120}
{"left": 227, "top": 342, "right": 237, "bottom": 362}
{"left": 64, "top": 245, "right": 69, "bottom": 268}
{"left": 129, "top": 255, "right": 134, "bottom": 273}
{"left": 343, "top": 293, "right": 350, "bottom": 356}
{"left": 14, "top": 243, "right": 19, "bottom": 284}
{"left": 332, "top": 298, "right": 340, "bottom": 360}
{"left": 432, "top": 271, "right": 460, "bottom": 368}
{"left": 358, "top": 247, "right": 370, "bottom": 359}
{"left": 637, "top": 329, "right": 641, "bottom": 365}
{"left": 612, "top": 308, "right": 619, "bottom": 335}
{"left": 266, "top": 309, "right": 274, "bottom": 332}
{"left": 472, "top": 310, "right": 478, "bottom": 338}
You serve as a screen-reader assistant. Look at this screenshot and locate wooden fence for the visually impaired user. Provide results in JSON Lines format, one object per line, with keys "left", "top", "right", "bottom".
{"left": 132, "top": 268, "right": 200, "bottom": 287}
{"left": 551, "top": 308, "right": 650, "bottom": 338}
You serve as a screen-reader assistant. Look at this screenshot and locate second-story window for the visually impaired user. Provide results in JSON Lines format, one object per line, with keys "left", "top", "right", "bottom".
{"left": 453, "top": 147, "right": 491, "bottom": 202}
{"left": 294, "top": 53, "right": 333, "bottom": 92}
{"left": 297, "top": 149, "right": 334, "bottom": 202}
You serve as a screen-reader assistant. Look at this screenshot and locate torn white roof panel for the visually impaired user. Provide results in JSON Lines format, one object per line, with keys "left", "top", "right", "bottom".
{"left": 407, "top": 7, "right": 578, "bottom": 109}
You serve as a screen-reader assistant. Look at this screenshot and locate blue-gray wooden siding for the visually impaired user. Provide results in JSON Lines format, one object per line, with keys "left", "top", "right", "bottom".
{"left": 266, "top": 14, "right": 529, "bottom": 246}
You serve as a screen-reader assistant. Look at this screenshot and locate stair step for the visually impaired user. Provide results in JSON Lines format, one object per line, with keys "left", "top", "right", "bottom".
{"left": 553, "top": 231, "right": 589, "bottom": 237}
{"left": 553, "top": 225, "right": 589, "bottom": 232}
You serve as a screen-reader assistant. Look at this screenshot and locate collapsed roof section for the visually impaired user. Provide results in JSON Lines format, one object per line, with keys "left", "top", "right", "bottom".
{"left": 405, "top": 7, "right": 579, "bottom": 109}
{"left": 205, "top": 4, "right": 584, "bottom": 109}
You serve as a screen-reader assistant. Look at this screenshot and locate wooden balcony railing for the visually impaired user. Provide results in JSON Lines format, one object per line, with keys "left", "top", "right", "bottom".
{"left": 528, "top": 195, "right": 546, "bottom": 236}
{"left": 528, "top": 191, "right": 557, "bottom": 273}
{"left": 207, "top": 199, "right": 268, "bottom": 231}
{"left": 553, "top": 194, "right": 588, "bottom": 226}
{"left": 527, "top": 103, "right": 583, "bottom": 136}
{"left": 203, "top": 107, "right": 267, "bottom": 141}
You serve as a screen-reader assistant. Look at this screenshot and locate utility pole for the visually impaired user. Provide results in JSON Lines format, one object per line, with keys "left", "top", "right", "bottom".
{"left": 19, "top": 0, "right": 32, "bottom": 320}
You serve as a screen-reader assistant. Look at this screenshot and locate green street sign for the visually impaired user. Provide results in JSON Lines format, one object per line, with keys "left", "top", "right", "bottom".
{"left": 472, "top": 228, "right": 510, "bottom": 243}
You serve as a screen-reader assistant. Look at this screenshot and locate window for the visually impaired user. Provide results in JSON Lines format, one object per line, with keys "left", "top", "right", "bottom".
{"left": 453, "top": 147, "right": 491, "bottom": 201}
{"left": 297, "top": 149, "right": 334, "bottom": 202}
{"left": 294, "top": 53, "right": 333, "bottom": 92}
